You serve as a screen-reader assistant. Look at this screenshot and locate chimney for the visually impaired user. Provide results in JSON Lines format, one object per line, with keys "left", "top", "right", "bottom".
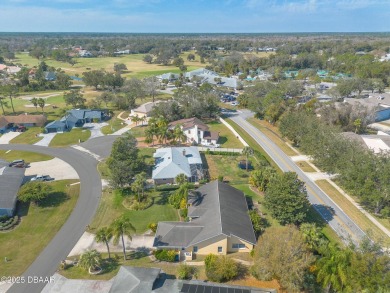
{"left": 182, "top": 149, "right": 186, "bottom": 156}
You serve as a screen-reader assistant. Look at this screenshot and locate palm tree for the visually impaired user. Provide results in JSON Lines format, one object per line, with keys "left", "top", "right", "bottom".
{"left": 131, "top": 172, "right": 147, "bottom": 202}
{"left": 242, "top": 146, "right": 254, "bottom": 171}
{"left": 131, "top": 115, "right": 141, "bottom": 126}
{"left": 95, "top": 227, "right": 113, "bottom": 259}
{"left": 111, "top": 216, "right": 136, "bottom": 260}
{"left": 175, "top": 173, "right": 188, "bottom": 185}
{"left": 78, "top": 250, "right": 101, "bottom": 273}
{"left": 316, "top": 244, "right": 353, "bottom": 293}
{"left": 173, "top": 125, "right": 186, "bottom": 145}
{"left": 31, "top": 97, "right": 39, "bottom": 112}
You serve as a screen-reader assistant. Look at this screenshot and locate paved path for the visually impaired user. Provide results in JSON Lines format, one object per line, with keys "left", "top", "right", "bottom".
{"left": 230, "top": 110, "right": 366, "bottom": 244}
{"left": 34, "top": 133, "right": 57, "bottom": 146}
{"left": 0, "top": 132, "right": 20, "bottom": 144}
{"left": 82, "top": 123, "right": 108, "bottom": 139}
{"left": 0, "top": 144, "right": 101, "bottom": 293}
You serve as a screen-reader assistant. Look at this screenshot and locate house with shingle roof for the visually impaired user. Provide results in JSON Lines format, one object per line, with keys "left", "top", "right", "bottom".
{"left": 154, "top": 180, "right": 256, "bottom": 257}
{"left": 130, "top": 101, "right": 162, "bottom": 118}
{"left": 169, "top": 117, "right": 219, "bottom": 147}
{"left": 1, "top": 114, "right": 47, "bottom": 127}
{"left": 152, "top": 147, "right": 203, "bottom": 185}
{"left": 0, "top": 160, "right": 25, "bottom": 216}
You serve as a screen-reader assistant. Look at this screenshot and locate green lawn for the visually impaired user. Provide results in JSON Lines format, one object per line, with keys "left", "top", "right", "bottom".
{"left": 49, "top": 128, "right": 91, "bottom": 147}
{"left": 0, "top": 150, "right": 52, "bottom": 162}
{"left": 316, "top": 180, "right": 390, "bottom": 246}
{"left": 101, "top": 114, "right": 127, "bottom": 135}
{"left": 206, "top": 120, "right": 244, "bottom": 148}
{"left": 295, "top": 161, "right": 316, "bottom": 172}
{"left": 248, "top": 118, "right": 298, "bottom": 156}
{"left": 9, "top": 127, "right": 43, "bottom": 144}
{"left": 0, "top": 180, "right": 80, "bottom": 276}
{"left": 89, "top": 189, "right": 179, "bottom": 234}
{"left": 129, "top": 125, "right": 147, "bottom": 138}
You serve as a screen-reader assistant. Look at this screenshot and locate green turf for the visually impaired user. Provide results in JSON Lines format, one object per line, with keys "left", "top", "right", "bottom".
{"left": 0, "top": 150, "right": 53, "bottom": 162}
{"left": 101, "top": 115, "right": 127, "bottom": 135}
{"left": 0, "top": 180, "right": 79, "bottom": 276}
{"left": 49, "top": 128, "right": 91, "bottom": 147}
{"left": 206, "top": 120, "right": 244, "bottom": 148}
{"left": 9, "top": 127, "right": 44, "bottom": 144}
{"left": 89, "top": 189, "right": 179, "bottom": 234}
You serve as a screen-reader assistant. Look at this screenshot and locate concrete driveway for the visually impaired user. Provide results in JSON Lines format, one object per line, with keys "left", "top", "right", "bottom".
{"left": 68, "top": 232, "right": 155, "bottom": 257}
{"left": 25, "top": 158, "right": 79, "bottom": 181}
{"left": 82, "top": 123, "right": 108, "bottom": 139}
{"left": 34, "top": 133, "right": 57, "bottom": 146}
{"left": 0, "top": 131, "right": 20, "bottom": 144}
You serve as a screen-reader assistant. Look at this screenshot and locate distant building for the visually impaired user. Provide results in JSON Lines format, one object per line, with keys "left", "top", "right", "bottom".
{"left": 152, "top": 146, "right": 203, "bottom": 185}
{"left": 154, "top": 181, "right": 257, "bottom": 257}
{"left": 168, "top": 117, "right": 219, "bottom": 146}
{"left": 0, "top": 160, "right": 25, "bottom": 216}
{"left": 79, "top": 50, "right": 93, "bottom": 57}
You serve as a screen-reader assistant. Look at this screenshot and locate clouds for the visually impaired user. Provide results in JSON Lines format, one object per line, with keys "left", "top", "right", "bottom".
{"left": 0, "top": 0, "right": 388, "bottom": 32}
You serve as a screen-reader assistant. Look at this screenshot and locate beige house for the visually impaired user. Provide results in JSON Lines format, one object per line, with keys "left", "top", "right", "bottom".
{"left": 130, "top": 101, "right": 162, "bottom": 118}
{"left": 154, "top": 181, "right": 256, "bottom": 259}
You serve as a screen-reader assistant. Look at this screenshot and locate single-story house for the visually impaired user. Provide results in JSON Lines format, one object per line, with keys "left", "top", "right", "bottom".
{"left": 45, "top": 109, "right": 107, "bottom": 133}
{"left": 154, "top": 180, "right": 257, "bottom": 258}
{"left": 42, "top": 266, "right": 275, "bottom": 293}
{"left": 169, "top": 117, "right": 219, "bottom": 146}
{"left": 0, "top": 160, "right": 25, "bottom": 216}
{"left": 183, "top": 68, "right": 238, "bottom": 89}
{"left": 156, "top": 72, "right": 179, "bottom": 82}
{"left": 44, "top": 71, "right": 57, "bottom": 81}
{"left": 1, "top": 114, "right": 47, "bottom": 128}
{"left": 152, "top": 147, "right": 203, "bottom": 185}
{"left": 130, "top": 101, "right": 162, "bottom": 118}
{"left": 0, "top": 116, "right": 8, "bottom": 133}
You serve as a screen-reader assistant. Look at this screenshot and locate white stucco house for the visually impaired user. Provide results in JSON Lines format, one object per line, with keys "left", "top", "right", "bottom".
{"left": 168, "top": 117, "right": 219, "bottom": 147}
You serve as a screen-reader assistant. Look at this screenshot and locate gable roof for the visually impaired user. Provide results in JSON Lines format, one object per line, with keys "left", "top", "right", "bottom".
{"left": 0, "top": 116, "right": 9, "bottom": 128}
{"left": 2, "top": 114, "right": 47, "bottom": 126}
{"left": 152, "top": 147, "right": 202, "bottom": 180}
{"left": 0, "top": 160, "right": 25, "bottom": 212}
{"left": 67, "top": 109, "right": 103, "bottom": 120}
{"left": 132, "top": 101, "right": 162, "bottom": 114}
{"left": 169, "top": 117, "right": 209, "bottom": 131}
{"left": 154, "top": 181, "right": 256, "bottom": 248}
{"left": 109, "top": 267, "right": 161, "bottom": 293}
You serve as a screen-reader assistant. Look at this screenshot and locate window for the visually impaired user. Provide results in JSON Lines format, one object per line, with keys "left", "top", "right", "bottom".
{"left": 193, "top": 246, "right": 198, "bottom": 253}
{"left": 232, "top": 244, "right": 246, "bottom": 249}
{"left": 218, "top": 246, "right": 223, "bottom": 253}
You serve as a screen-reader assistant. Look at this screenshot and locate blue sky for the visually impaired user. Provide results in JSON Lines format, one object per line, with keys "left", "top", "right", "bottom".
{"left": 0, "top": 0, "right": 389, "bottom": 32}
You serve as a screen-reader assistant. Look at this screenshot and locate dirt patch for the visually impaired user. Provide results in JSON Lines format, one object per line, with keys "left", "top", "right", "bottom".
{"left": 229, "top": 275, "right": 282, "bottom": 292}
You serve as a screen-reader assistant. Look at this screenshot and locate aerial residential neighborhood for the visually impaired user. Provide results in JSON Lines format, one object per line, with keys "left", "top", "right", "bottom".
{"left": 0, "top": 2, "right": 390, "bottom": 293}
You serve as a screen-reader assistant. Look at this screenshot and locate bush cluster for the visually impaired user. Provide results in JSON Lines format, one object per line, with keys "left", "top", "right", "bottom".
{"left": 154, "top": 249, "right": 177, "bottom": 262}
{"left": 204, "top": 254, "right": 238, "bottom": 282}
{"left": 0, "top": 216, "right": 19, "bottom": 231}
{"left": 177, "top": 264, "right": 197, "bottom": 280}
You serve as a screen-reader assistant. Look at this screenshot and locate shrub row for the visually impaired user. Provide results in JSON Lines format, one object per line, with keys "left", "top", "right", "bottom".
{"left": 0, "top": 216, "right": 19, "bottom": 231}
{"left": 154, "top": 249, "right": 177, "bottom": 262}
{"left": 203, "top": 150, "right": 241, "bottom": 156}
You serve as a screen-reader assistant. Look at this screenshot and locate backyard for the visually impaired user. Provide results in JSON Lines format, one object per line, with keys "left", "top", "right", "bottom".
{"left": 0, "top": 180, "right": 80, "bottom": 276}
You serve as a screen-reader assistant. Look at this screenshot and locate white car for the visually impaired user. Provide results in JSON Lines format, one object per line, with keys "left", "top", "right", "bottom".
{"left": 31, "top": 175, "right": 53, "bottom": 182}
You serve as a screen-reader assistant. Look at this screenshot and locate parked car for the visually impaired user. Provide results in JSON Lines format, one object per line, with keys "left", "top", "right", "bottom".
{"left": 30, "top": 175, "right": 53, "bottom": 182}
{"left": 8, "top": 159, "right": 25, "bottom": 167}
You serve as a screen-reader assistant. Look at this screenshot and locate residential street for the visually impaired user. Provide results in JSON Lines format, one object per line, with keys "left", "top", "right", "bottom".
{"left": 0, "top": 144, "right": 101, "bottom": 293}
{"left": 230, "top": 110, "right": 366, "bottom": 244}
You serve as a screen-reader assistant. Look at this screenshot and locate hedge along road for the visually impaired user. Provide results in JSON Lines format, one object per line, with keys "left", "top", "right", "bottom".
{"left": 0, "top": 144, "right": 102, "bottom": 293}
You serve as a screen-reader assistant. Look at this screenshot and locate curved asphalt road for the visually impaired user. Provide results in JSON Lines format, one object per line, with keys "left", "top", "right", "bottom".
{"left": 230, "top": 110, "right": 366, "bottom": 244}
{"left": 0, "top": 144, "right": 101, "bottom": 293}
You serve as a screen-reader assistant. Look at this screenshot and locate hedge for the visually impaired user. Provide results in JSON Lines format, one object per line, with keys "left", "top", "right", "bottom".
{"left": 0, "top": 216, "right": 19, "bottom": 231}
{"left": 154, "top": 249, "right": 177, "bottom": 262}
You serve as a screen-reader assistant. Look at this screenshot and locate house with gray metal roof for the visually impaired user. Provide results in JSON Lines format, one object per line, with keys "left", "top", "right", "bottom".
{"left": 152, "top": 147, "right": 204, "bottom": 185}
{"left": 154, "top": 181, "right": 256, "bottom": 258}
{"left": 45, "top": 109, "right": 107, "bottom": 133}
{"left": 43, "top": 266, "right": 275, "bottom": 293}
{"left": 0, "top": 160, "right": 25, "bottom": 216}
